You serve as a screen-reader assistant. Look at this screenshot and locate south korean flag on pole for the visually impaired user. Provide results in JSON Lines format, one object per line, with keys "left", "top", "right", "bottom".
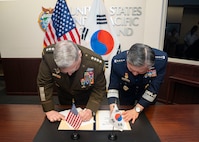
{"left": 109, "top": 104, "right": 124, "bottom": 131}
{"left": 81, "top": 0, "right": 121, "bottom": 87}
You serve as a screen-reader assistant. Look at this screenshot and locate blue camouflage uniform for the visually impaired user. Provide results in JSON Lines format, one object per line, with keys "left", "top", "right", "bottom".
{"left": 107, "top": 48, "right": 168, "bottom": 108}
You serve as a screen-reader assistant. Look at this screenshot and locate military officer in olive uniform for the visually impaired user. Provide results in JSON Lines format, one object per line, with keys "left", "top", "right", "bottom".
{"left": 37, "top": 40, "right": 106, "bottom": 122}
{"left": 107, "top": 43, "right": 167, "bottom": 124}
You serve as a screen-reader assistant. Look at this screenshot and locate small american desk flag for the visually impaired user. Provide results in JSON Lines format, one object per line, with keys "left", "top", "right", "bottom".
{"left": 43, "top": 0, "right": 80, "bottom": 47}
{"left": 65, "top": 103, "right": 82, "bottom": 130}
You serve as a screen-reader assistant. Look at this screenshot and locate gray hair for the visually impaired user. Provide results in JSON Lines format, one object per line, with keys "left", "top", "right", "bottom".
{"left": 53, "top": 40, "right": 79, "bottom": 68}
{"left": 127, "top": 43, "right": 155, "bottom": 68}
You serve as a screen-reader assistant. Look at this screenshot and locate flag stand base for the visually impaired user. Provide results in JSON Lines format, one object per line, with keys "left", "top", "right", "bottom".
{"left": 71, "top": 132, "right": 80, "bottom": 140}
{"left": 108, "top": 133, "right": 117, "bottom": 141}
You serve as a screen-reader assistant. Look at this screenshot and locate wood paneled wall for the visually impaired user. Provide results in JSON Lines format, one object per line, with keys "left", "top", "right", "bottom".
{"left": 1, "top": 58, "right": 199, "bottom": 104}
{"left": 158, "top": 62, "right": 199, "bottom": 104}
{"left": 2, "top": 58, "right": 41, "bottom": 95}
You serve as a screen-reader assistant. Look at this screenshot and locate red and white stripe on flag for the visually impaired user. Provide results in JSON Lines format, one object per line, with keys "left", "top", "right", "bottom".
{"left": 65, "top": 104, "right": 82, "bottom": 130}
{"left": 43, "top": 0, "right": 80, "bottom": 47}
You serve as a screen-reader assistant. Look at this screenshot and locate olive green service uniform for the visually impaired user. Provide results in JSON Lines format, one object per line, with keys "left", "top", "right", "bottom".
{"left": 37, "top": 44, "right": 106, "bottom": 113}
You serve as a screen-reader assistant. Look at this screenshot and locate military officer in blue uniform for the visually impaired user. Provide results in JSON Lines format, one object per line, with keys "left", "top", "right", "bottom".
{"left": 37, "top": 40, "right": 106, "bottom": 122}
{"left": 107, "top": 43, "right": 167, "bottom": 123}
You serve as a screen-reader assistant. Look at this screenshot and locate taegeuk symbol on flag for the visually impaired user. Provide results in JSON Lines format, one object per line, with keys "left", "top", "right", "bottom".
{"left": 81, "top": 0, "right": 121, "bottom": 86}
{"left": 109, "top": 104, "right": 124, "bottom": 131}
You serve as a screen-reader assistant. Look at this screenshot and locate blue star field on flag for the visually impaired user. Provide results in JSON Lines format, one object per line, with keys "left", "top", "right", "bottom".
{"left": 52, "top": 0, "right": 76, "bottom": 38}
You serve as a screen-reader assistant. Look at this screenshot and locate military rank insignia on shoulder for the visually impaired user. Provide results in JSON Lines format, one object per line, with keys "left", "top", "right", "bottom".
{"left": 45, "top": 47, "right": 54, "bottom": 53}
{"left": 84, "top": 53, "right": 103, "bottom": 64}
{"left": 42, "top": 46, "right": 55, "bottom": 56}
{"left": 91, "top": 56, "right": 102, "bottom": 64}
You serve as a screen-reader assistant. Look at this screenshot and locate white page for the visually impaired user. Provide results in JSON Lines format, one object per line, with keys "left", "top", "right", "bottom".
{"left": 96, "top": 110, "right": 131, "bottom": 131}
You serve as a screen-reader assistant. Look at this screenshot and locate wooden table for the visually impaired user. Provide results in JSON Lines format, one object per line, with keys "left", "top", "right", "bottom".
{"left": 0, "top": 105, "right": 44, "bottom": 142}
{"left": 145, "top": 105, "right": 199, "bottom": 142}
{"left": 0, "top": 104, "right": 199, "bottom": 142}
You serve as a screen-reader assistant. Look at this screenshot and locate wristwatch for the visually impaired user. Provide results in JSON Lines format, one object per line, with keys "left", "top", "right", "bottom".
{"left": 135, "top": 106, "right": 141, "bottom": 113}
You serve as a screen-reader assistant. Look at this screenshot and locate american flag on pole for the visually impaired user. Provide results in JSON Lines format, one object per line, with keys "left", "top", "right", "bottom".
{"left": 81, "top": 0, "right": 120, "bottom": 87}
{"left": 65, "top": 103, "right": 82, "bottom": 130}
{"left": 43, "top": 0, "right": 80, "bottom": 47}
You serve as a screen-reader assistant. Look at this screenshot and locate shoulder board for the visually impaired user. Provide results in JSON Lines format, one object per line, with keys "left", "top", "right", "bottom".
{"left": 45, "top": 47, "right": 55, "bottom": 53}
{"left": 42, "top": 47, "right": 55, "bottom": 56}
{"left": 84, "top": 53, "right": 103, "bottom": 64}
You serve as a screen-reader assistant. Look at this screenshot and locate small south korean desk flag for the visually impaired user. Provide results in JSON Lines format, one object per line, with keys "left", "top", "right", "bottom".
{"left": 81, "top": 0, "right": 121, "bottom": 86}
{"left": 109, "top": 104, "right": 124, "bottom": 131}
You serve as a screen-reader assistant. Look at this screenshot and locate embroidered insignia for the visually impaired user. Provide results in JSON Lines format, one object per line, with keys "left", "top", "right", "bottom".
{"left": 121, "top": 72, "right": 130, "bottom": 83}
{"left": 114, "top": 59, "right": 125, "bottom": 63}
{"left": 155, "top": 55, "right": 166, "bottom": 60}
{"left": 123, "top": 85, "right": 129, "bottom": 91}
{"left": 125, "top": 73, "right": 128, "bottom": 79}
{"left": 145, "top": 84, "right": 149, "bottom": 89}
{"left": 52, "top": 73, "right": 61, "bottom": 79}
{"left": 54, "top": 68, "right": 60, "bottom": 74}
{"left": 52, "top": 68, "right": 61, "bottom": 78}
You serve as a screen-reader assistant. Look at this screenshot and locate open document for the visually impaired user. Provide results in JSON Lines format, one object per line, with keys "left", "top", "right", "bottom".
{"left": 58, "top": 109, "right": 131, "bottom": 131}
{"left": 58, "top": 108, "right": 94, "bottom": 130}
{"left": 96, "top": 110, "right": 131, "bottom": 131}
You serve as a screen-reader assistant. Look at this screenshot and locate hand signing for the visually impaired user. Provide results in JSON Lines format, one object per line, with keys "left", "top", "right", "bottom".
{"left": 79, "top": 108, "right": 92, "bottom": 122}
{"left": 109, "top": 103, "right": 116, "bottom": 113}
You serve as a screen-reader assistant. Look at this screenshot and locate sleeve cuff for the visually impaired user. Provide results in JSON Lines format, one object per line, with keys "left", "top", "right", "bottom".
{"left": 108, "top": 97, "right": 118, "bottom": 104}
{"left": 41, "top": 100, "right": 55, "bottom": 112}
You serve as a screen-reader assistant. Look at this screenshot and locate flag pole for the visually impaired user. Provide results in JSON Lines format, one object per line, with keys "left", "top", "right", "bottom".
{"left": 108, "top": 104, "right": 117, "bottom": 141}
{"left": 71, "top": 98, "right": 80, "bottom": 140}
{"left": 108, "top": 125, "right": 117, "bottom": 141}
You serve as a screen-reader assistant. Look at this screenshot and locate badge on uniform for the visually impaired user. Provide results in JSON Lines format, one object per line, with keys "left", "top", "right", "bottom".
{"left": 52, "top": 68, "right": 61, "bottom": 79}
{"left": 144, "top": 69, "right": 157, "bottom": 78}
{"left": 122, "top": 73, "right": 130, "bottom": 91}
{"left": 81, "top": 68, "right": 94, "bottom": 88}
{"left": 123, "top": 85, "right": 129, "bottom": 91}
{"left": 121, "top": 73, "right": 130, "bottom": 83}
